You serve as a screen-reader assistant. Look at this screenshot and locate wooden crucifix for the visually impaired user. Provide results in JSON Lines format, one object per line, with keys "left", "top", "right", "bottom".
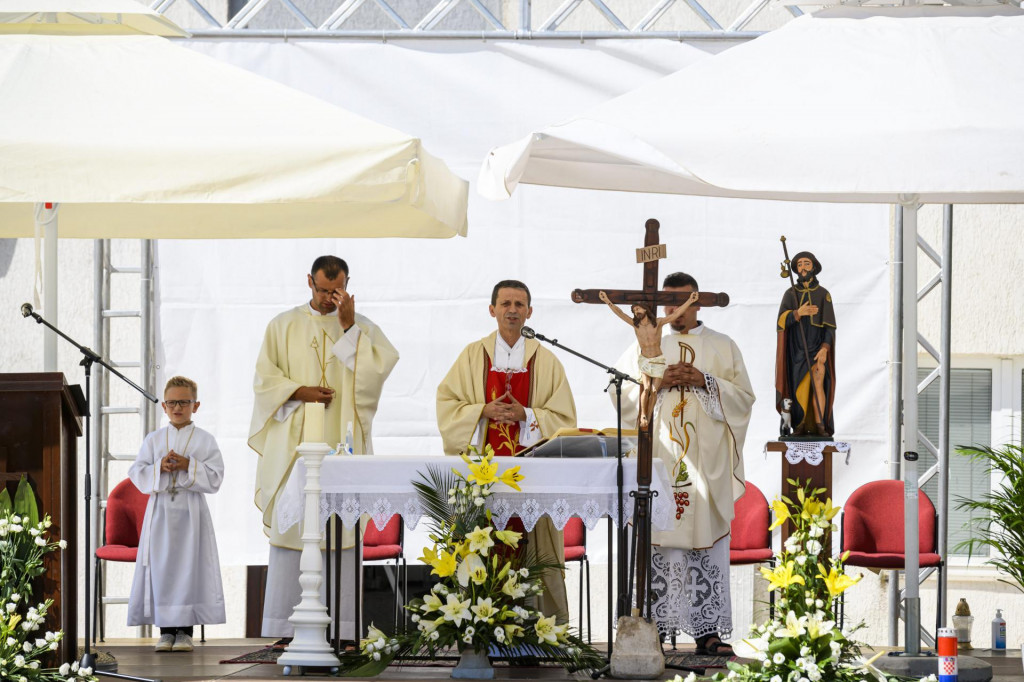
{"left": 572, "top": 217, "right": 730, "bottom": 617}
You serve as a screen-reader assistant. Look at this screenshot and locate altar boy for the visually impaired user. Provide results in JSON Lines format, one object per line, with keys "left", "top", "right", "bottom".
{"left": 127, "top": 376, "right": 226, "bottom": 652}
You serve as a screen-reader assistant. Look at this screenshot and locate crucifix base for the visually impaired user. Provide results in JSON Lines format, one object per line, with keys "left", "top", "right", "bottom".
{"left": 609, "top": 616, "right": 665, "bottom": 680}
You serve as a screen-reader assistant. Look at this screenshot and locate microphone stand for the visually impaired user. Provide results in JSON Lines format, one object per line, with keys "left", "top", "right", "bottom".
{"left": 520, "top": 327, "right": 638, "bottom": 671}
{"left": 23, "top": 305, "right": 159, "bottom": 682}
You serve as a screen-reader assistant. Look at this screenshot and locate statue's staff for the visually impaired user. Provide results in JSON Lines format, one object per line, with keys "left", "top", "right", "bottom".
{"left": 779, "top": 235, "right": 819, "bottom": 429}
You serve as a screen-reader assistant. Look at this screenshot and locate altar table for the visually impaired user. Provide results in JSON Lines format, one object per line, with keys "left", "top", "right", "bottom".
{"left": 277, "top": 454, "right": 676, "bottom": 534}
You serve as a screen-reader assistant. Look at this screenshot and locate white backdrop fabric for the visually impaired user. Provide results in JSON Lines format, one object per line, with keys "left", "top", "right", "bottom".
{"left": 156, "top": 38, "right": 892, "bottom": 567}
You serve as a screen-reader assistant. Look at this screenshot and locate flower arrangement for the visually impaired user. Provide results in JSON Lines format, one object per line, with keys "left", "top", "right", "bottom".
{"left": 341, "top": 445, "right": 603, "bottom": 675}
{"left": 0, "top": 505, "right": 96, "bottom": 682}
{"left": 706, "top": 479, "right": 934, "bottom": 682}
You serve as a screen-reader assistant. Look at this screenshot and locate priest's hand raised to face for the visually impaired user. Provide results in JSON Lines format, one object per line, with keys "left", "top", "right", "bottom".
{"left": 291, "top": 385, "right": 335, "bottom": 405}
{"left": 331, "top": 290, "right": 356, "bottom": 330}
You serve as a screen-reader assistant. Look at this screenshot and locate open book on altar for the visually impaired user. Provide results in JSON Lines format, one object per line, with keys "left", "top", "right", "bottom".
{"left": 518, "top": 427, "right": 638, "bottom": 458}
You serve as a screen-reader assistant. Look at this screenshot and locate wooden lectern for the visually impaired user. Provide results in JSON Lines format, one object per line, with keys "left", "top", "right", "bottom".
{"left": 0, "top": 373, "right": 82, "bottom": 660}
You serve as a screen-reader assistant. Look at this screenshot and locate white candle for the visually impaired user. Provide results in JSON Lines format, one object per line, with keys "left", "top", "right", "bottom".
{"left": 303, "top": 402, "right": 325, "bottom": 444}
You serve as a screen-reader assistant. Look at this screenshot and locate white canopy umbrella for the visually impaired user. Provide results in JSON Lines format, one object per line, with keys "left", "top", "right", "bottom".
{"left": 480, "top": 6, "right": 1024, "bottom": 204}
{"left": 0, "top": 0, "right": 467, "bottom": 366}
{"left": 0, "top": 0, "right": 186, "bottom": 36}
{"left": 480, "top": 4, "right": 1024, "bottom": 655}
{"left": 0, "top": 32, "right": 468, "bottom": 239}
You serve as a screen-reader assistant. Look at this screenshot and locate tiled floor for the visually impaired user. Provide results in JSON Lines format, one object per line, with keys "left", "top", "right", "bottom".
{"left": 92, "top": 639, "right": 1021, "bottom": 681}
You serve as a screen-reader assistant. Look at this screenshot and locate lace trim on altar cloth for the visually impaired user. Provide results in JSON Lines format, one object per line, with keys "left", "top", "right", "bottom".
{"left": 764, "top": 440, "right": 852, "bottom": 466}
{"left": 689, "top": 375, "right": 724, "bottom": 422}
{"left": 277, "top": 492, "right": 658, "bottom": 535}
{"left": 647, "top": 539, "right": 732, "bottom": 640}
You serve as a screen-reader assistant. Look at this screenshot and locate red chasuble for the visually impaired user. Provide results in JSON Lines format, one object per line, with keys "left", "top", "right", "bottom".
{"left": 484, "top": 355, "right": 533, "bottom": 537}
{"left": 484, "top": 356, "right": 533, "bottom": 457}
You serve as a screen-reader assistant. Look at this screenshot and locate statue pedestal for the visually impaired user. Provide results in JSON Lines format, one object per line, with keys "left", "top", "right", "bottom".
{"left": 765, "top": 440, "right": 850, "bottom": 543}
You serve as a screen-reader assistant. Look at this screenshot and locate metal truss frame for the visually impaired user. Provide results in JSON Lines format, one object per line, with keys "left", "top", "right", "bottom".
{"left": 891, "top": 201, "right": 953, "bottom": 652}
{"left": 151, "top": 0, "right": 794, "bottom": 38}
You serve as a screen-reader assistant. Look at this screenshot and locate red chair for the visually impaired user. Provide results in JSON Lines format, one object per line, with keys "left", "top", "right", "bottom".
{"left": 363, "top": 514, "right": 406, "bottom": 630}
{"left": 730, "top": 481, "right": 775, "bottom": 618}
{"left": 563, "top": 517, "right": 591, "bottom": 643}
{"left": 839, "top": 480, "right": 943, "bottom": 634}
{"left": 94, "top": 478, "right": 148, "bottom": 643}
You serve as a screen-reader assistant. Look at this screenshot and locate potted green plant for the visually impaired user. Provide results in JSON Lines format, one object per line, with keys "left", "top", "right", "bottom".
{"left": 955, "top": 442, "right": 1024, "bottom": 591}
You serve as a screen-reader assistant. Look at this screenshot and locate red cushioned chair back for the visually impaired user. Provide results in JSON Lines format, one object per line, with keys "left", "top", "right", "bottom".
{"left": 730, "top": 481, "right": 770, "bottom": 551}
{"left": 842, "top": 480, "right": 936, "bottom": 555}
{"left": 364, "top": 514, "right": 402, "bottom": 547}
{"left": 104, "top": 478, "right": 149, "bottom": 548}
{"left": 563, "top": 517, "right": 585, "bottom": 549}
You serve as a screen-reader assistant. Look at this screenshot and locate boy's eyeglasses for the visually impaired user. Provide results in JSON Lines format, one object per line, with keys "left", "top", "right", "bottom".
{"left": 164, "top": 400, "right": 194, "bottom": 408}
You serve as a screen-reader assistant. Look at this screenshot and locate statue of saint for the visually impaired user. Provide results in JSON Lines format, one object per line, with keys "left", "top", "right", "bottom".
{"left": 599, "top": 290, "right": 699, "bottom": 429}
{"left": 775, "top": 251, "right": 836, "bottom": 438}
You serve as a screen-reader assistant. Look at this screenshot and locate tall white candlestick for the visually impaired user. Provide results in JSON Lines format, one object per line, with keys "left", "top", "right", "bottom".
{"left": 303, "top": 402, "right": 325, "bottom": 444}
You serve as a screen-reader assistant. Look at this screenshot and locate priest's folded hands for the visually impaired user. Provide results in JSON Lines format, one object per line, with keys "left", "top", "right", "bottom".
{"left": 290, "top": 385, "right": 335, "bottom": 405}
{"left": 482, "top": 390, "right": 527, "bottom": 424}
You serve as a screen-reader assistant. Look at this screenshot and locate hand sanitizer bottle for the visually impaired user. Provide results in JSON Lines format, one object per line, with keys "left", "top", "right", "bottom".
{"left": 345, "top": 421, "right": 354, "bottom": 456}
{"left": 993, "top": 609, "right": 1006, "bottom": 650}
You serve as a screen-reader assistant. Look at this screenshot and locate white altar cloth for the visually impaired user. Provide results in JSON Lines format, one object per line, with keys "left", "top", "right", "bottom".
{"left": 276, "top": 455, "right": 675, "bottom": 535}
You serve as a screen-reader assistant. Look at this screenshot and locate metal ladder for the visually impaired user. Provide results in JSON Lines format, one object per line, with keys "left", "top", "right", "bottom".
{"left": 92, "top": 239, "right": 157, "bottom": 641}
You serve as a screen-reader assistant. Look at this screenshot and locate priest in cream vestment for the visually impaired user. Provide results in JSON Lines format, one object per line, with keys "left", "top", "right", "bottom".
{"left": 249, "top": 256, "right": 399, "bottom": 638}
{"left": 613, "top": 272, "right": 754, "bottom": 655}
{"left": 436, "top": 280, "right": 576, "bottom": 622}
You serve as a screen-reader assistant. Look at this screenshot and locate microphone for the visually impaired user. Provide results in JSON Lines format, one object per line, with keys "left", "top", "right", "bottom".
{"left": 520, "top": 326, "right": 536, "bottom": 339}
{"left": 21, "top": 302, "right": 33, "bottom": 318}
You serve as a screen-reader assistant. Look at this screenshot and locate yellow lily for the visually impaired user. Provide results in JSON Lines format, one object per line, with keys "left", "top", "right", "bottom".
{"left": 760, "top": 560, "right": 806, "bottom": 592}
{"left": 494, "top": 529, "right": 523, "bottom": 548}
{"left": 418, "top": 545, "right": 439, "bottom": 568}
{"left": 817, "top": 562, "right": 862, "bottom": 597}
{"left": 534, "top": 614, "right": 559, "bottom": 644}
{"left": 457, "top": 552, "right": 488, "bottom": 587}
{"left": 768, "top": 499, "right": 791, "bottom": 531}
{"left": 466, "top": 526, "right": 495, "bottom": 554}
{"left": 802, "top": 497, "right": 824, "bottom": 519}
{"left": 432, "top": 549, "right": 457, "bottom": 578}
{"left": 498, "top": 465, "right": 524, "bottom": 491}
{"left": 467, "top": 458, "right": 499, "bottom": 486}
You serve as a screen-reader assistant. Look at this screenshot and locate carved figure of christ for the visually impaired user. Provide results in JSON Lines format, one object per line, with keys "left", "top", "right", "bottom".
{"left": 598, "top": 289, "right": 699, "bottom": 429}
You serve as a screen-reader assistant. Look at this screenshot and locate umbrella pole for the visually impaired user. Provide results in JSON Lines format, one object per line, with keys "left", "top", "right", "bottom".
{"left": 34, "top": 202, "right": 60, "bottom": 370}
{"left": 899, "top": 197, "right": 922, "bottom": 656}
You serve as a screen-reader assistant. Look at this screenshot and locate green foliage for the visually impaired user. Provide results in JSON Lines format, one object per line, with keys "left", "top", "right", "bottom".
{"left": 14, "top": 476, "right": 40, "bottom": 529}
{"left": 0, "top": 487, "right": 11, "bottom": 514}
{"left": 0, "top": 510, "right": 95, "bottom": 681}
{"left": 955, "top": 442, "right": 1024, "bottom": 592}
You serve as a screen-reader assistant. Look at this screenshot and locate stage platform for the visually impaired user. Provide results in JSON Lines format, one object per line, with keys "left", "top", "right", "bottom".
{"left": 87, "top": 639, "right": 1024, "bottom": 681}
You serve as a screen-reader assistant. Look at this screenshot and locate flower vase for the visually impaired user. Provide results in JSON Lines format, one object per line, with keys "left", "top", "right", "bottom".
{"left": 452, "top": 645, "right": 494, "bottom": 679}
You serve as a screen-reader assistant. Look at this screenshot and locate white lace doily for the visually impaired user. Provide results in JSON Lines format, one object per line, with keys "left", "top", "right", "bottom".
{"left": 765, "top": 440, "right": 851, "bottom": 466}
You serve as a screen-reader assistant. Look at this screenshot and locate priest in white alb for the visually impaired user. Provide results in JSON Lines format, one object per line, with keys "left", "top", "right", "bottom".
{"left": 436, "top": 279, "right": 576, "bottom": 621}
{"left": 248, "top": 255, "right": 399, "bottom": 640}
{"left": 612, "top": 271, "right": 754, "bottom": 657}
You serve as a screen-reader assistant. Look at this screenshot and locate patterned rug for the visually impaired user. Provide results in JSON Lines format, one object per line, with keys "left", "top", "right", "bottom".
{"left": 664, "top": 652, "right": 734, "bottom": 670}
{"left": 221, "top": 645, "right": 732, "bottom": 669}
